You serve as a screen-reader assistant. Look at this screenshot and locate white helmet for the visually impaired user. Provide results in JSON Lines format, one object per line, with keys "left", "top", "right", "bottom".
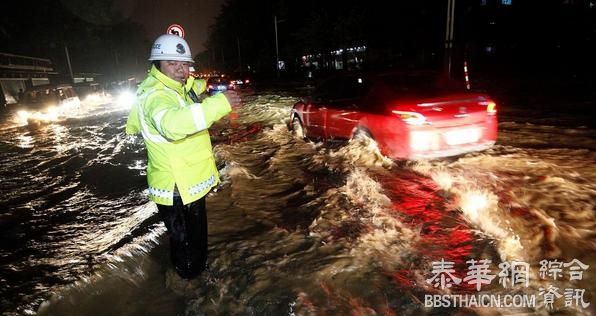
{"left": 148, "top": 34, "right": 193, "bottom": 62}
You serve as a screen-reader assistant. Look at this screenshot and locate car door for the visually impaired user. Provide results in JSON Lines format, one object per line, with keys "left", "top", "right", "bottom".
{"left": 303, "top": 79, "right": 341, "bottom": 138}
{"left": 325, "top": 76, "right": 370, "bottom": 139}
{"left": 301, "top": 102, "right": 326, "bottom": 138}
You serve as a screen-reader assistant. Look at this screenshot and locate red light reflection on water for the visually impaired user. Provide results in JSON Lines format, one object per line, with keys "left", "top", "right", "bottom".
{"left": 378, "top": 172, "right": 476, "bottom": 292}
{"left": 210, "top": 122, "right": 262, "bottom": 144}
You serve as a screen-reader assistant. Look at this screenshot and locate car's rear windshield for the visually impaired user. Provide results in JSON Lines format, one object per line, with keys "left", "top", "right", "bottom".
{"left": 379, "top": 73, "right": 467, "bottom": 99}
{"left": 313, "top": 75, "right": 371, "bottom": 100}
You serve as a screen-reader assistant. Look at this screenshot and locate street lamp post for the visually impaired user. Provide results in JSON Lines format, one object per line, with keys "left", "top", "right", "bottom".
{"left": 64, "top": 45, "right": 74, "bottom": 83}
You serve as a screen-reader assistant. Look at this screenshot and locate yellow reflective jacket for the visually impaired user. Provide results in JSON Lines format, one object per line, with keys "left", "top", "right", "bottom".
{"left": 126, "top": 66, "right": 231, "bottom": 205}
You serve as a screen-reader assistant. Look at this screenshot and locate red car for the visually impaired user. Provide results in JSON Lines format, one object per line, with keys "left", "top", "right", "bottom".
{"left": 289, "top": 71, "right": 497, "bottom": 159}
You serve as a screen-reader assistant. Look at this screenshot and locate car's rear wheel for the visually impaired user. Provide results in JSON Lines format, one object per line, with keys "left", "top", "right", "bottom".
{"left": 291, "top": 116, "right": 306, "bottom": 140}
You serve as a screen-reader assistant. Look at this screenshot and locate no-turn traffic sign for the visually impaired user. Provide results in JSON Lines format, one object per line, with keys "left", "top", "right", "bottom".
{"left": 166, "top": 24, "right": 185, "bottom": 38}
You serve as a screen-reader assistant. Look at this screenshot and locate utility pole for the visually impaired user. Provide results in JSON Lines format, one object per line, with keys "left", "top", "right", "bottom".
{"left": 64, "top": 45, "right": 74, "bottom": 83}
{"left": 444, "top": 0, "right": 456, "bottom": 78}
{"left": 274, "top": 16, "right": 287, "bottom": 78}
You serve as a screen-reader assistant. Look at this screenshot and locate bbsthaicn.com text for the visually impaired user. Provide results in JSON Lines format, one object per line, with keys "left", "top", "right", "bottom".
{"left": 425, "top": 294, "right": 536, "bottom": 308}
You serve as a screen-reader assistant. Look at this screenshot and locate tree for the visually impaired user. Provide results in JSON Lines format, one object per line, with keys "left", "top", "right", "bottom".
{"left": 0, "top": 0, "right": 147, "bottom": 82}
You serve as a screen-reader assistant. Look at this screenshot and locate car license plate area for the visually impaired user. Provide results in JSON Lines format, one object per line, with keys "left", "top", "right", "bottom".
{"left": 444, "top": 127, "right": 481, "bottom": 145}
{"left": 217, "top": 85, "right": 227, "bottom": 90}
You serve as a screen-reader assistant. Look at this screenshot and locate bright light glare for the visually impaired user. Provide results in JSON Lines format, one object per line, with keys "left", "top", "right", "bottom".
{"left": 444, "top": 128, "right": 481, "bottom": 146}
{"left": 46, "top": 106, "right": 59, "bottom": 120}
{"left": 60, "top": 98, "right": 81, "bottom": 111}
{"left": 17, "top": 108, "right": 60, "bottom": 124}
{"left": 85, "top": 93, "right": 102, "bottom": 104}
{"left": 17, "top": 110, "right": 30, "bottom": 122}
{"left": 409, "top": 131, "right": 439, "bottom": 151}
{"left": 116, "top": 91, "right": 136, "bottom": 109}
{"left": 14, "top": 97, "right": 83, "bottom": 125}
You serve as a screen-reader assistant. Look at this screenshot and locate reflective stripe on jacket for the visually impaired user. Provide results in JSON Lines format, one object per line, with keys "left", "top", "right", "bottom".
{"left": 126, "top": 65, "right": 231, "bottom": 205}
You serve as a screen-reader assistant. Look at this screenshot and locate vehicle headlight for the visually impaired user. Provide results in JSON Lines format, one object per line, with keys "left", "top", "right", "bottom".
{"left": 46, "top": 106, "right": 59, "bottom": 120}
{"left": 85, "top": 93, "right": 102, "bottom": 104}
{"left": 116, "top": 91, "right": 136, "bottom": 109}
{"left": 17, "top": 110, "right": 30, "bottom": 122}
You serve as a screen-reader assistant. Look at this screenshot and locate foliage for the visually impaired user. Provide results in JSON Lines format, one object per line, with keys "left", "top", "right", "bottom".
{"left": 0, "top": 0, "right": 147, "bottom": 81}
{"left": 199, "top": 0, "right": 445, "bottom": 73}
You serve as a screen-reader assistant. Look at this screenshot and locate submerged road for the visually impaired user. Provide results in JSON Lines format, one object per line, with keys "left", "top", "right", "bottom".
{"left": 0, "top": 89, "right": 594, "bottom": 315}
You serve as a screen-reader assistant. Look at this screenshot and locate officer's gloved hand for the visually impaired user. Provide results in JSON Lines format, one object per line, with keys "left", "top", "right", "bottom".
{"left": 222, "top": 90, "right": 241, "bottom": 107}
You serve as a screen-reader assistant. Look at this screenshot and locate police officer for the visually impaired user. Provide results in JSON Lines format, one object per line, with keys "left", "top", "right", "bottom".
{"left": 126, "top": 34, "right": 239, "bottom": 279}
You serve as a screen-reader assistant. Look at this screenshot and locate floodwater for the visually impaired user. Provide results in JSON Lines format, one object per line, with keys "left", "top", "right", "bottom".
{"left": 0, "top": 89, "right": 594, "bottom": 315}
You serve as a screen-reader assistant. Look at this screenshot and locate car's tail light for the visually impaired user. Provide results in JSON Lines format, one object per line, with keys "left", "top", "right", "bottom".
{"left": 245, "top": 79, "right": 250, "bottom": 84}
{"left": 208, "top": 84, "right": 213, "bottom": 90}
{"left": 392, "top": 110, "right": 428, "bottom": 125}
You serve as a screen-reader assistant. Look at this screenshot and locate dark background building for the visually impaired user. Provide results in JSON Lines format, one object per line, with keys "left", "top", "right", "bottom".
{"left": 199, "top": 0, "right": 595, "bottom": 84}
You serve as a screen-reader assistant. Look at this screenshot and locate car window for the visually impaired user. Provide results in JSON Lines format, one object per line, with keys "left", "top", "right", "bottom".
{"left": 314, "top": 76, "right": 370, "bottom": 101}
{"left": 61, "top": 88, "right": 76, "bottom": 98}
{"left": 380, "top": 73, "right": 467, "bottom": 99}
{"left": 23, "top": 87, "right": 59, "bottom": 104}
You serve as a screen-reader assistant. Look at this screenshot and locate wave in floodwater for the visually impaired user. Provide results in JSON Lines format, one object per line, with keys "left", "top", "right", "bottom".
{"left": 409, "top": 146, "right": 595, "bottom": 314}
{"left": 0, "top": 99, "right": 154, "bottom": 315}
{"left": 1, "top": 90, "right": 594, "bottom": 315}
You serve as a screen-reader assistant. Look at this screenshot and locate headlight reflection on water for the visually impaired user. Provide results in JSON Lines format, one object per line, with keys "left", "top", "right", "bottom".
{"left": 459, "top": 190, "right": 490, "bottom": 223}
{"left": 413, "top": 161, "right": 525, "bottom": 261}
{"left": 16, "top": 107, "right": 60, "bottom": 125}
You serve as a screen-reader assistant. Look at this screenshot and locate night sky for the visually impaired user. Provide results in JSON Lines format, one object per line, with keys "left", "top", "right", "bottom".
{"left": 67, "top": 0, "right": 226, "bottom": 53}
{"left": 129, "top": 0, "right": 226, "bottom": 52}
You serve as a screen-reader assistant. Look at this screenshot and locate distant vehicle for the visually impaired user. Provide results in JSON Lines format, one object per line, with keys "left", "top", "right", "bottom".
{"left": 228, "top": 72, "right": 252, "bottom": 90}
{"left": 16, "top": 84, "right": 81, "bottom": 124}
{"left": 289, "top": 71, "right": 498, "bottom": 160}
{"left": 20, "top": 84, "right": 80, "bottom": 110}
{"left": 74, "top": 82, "right": 106, "bottom": 104}
{"left": 206, "top": 77, "right": 231, "bottom": 94}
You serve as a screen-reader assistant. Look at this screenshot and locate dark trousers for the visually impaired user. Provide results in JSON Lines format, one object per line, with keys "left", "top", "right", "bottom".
{"left": 157, "top": 196, "right": 208, "bottom": 279}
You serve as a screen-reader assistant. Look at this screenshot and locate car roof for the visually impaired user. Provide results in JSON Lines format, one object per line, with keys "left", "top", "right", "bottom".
{"left": 326, "top": 69, "right": 443, "bottom": 78}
